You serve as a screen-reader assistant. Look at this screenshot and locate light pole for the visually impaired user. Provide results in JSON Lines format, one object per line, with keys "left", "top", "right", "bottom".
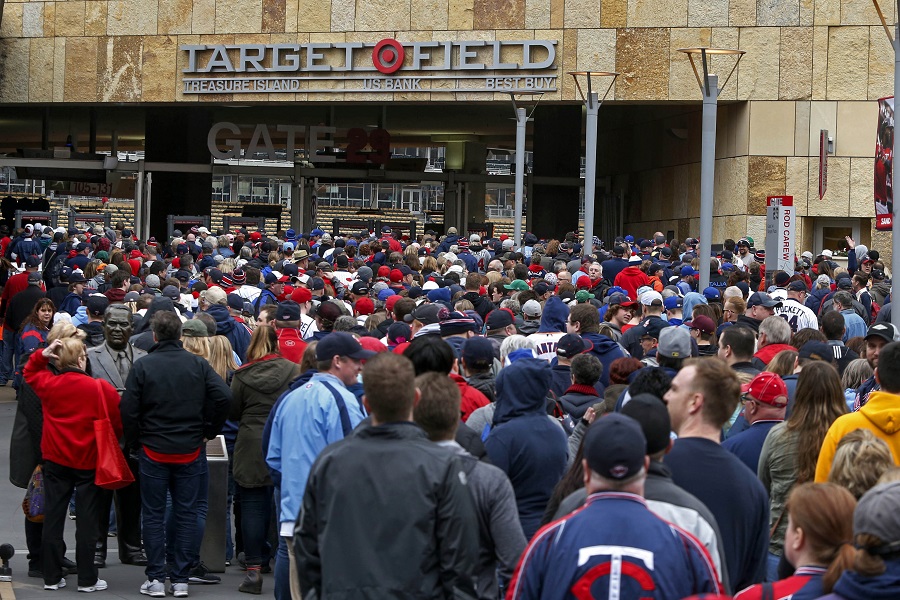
{"left": 508, "top": 91, "right": 543, "bottom": 248}
{"left": 568, "top": 71, "right": 619, "bottom": 257}
{"left": 871, "top": 0, "right": 900, "bottom": 328}
{"left": 678, "top": 47, "right": 745, "bottom": 291}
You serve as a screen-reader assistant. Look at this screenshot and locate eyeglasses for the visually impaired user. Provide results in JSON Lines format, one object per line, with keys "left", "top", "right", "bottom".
{"left": 741, "top": 393, "right": 756, "bottom": 405}
{"left": 723, "top": 308, "right": 735, "bottom": 314}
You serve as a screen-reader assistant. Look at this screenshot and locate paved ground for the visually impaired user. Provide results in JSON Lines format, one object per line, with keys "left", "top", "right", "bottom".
{"left": 0, "top": 386, "right": 261, "bottom": 599}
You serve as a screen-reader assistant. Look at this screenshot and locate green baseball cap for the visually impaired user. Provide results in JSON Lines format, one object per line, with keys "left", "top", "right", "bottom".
{"left": 503, "top": 279, "right": 529, "bottom": 291}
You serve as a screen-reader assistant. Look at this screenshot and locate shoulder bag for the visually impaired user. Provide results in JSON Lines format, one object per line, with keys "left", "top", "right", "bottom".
{"left": 93, "top": 379, "right": 134, "bottom": 490}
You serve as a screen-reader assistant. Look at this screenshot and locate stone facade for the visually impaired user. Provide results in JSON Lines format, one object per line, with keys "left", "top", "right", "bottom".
{"left": 0, "top": 0, "right": 891, "bottom": 260}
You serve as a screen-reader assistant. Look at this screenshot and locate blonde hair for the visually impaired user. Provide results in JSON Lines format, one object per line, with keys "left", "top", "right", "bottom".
{"left": 484, "top": 270, "right": 502, "bottom": 285}
{"left": 56, "top": 337, "right": 87, "bottom": 371}
{"left": 765, "top": 350, "right": 798, "bottom": 376}
{"left": 48, "top": 322, "right": 86, "bottom": 344}
{"left": 829, "top": 429, "right": 894, "bottom": 499}
{"left": 208, "top": 336, "right": 238, "bottom": 382}
{"left": 182, "top": 336, "right": 210, "bottom": 360}
{"left": 246, "top": 326, "right": 279, "bottom": 362}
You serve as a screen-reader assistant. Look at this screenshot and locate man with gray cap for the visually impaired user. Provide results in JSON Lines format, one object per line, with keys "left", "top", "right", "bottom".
{"left": 517, "top": 300, "right": 542, "bottom": 335}
{"left": 508, "top": 413, "right": 722, "bottom": 599}
{"left": 735, "top": 292, "right": 782, "bottom": 333}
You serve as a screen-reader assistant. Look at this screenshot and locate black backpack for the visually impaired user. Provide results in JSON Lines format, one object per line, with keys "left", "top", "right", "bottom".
{"left": 43, "top": 251, "right": 66, "bottom": 288}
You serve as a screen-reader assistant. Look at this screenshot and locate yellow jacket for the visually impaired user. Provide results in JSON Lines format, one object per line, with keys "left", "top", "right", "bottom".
{"left": 814, "top": 390, "right": 900, "bottom": 482}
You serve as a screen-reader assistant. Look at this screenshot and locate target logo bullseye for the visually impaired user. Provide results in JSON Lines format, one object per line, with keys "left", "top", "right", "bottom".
{"left": 372, "top": 39, "right": 405, "bottom": 74}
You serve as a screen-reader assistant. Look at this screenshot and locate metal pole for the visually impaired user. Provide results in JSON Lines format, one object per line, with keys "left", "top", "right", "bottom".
{"left": 143, "top": 172, "right": 152, "bottom": 240}
{"left": 583, "top": 92, "right": 600, "bottom": 257}
{"left": 698, "top": 74, "right": 718, "bottom": 292}
{"left": 514, "top": 107, "right": 527, "bottom": 248}
{"left": 135, "top": 160, "right": 144, "bottom": 239}
{"left": 893, "top": 18, "right": 900, "bottom": 328}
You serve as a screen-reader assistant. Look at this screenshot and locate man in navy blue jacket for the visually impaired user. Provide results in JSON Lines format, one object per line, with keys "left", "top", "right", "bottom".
{"left": 664, "top": 357, "right": 769, "bottom": 593}
{"left": 484, "top": 356, "right": 567, "bottom": 539}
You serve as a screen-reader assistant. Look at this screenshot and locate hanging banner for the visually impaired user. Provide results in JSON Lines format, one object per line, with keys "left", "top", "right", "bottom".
{"left": 875, "top": 97, "right": 893, "bottom": 230}
{"left": 766, "top": 196, "right": 795, "bottom": 273}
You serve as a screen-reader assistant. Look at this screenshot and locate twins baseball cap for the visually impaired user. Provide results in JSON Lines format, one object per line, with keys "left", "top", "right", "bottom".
{"left": 583, "top": 413, "right": 647, "bottom": 481}
{"left": 556, "top": 333, "right": 593, "bottom": 358}
{"left": 314, "top": 332, "right": 376, "bottom": 362}
{"left": 742, "top": 372, "right": 788, "bottom": 407}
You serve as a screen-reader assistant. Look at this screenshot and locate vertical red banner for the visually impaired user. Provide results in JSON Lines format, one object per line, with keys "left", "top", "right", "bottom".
{"left": 875, "top": 97, "right": 893, "bottom": 230}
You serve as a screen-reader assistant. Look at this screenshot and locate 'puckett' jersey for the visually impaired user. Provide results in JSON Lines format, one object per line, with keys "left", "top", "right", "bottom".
{"left": 774, "top": 298, "right": 819, "bottom": 333}
{"left": 507, "top": 492, "right": 722, "bottom": 600}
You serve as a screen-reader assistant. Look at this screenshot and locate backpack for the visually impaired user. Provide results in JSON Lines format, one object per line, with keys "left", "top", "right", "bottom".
{"left": 43, "top": 252, "right": 66, "bottom": 288}
{"left": 871, "top": 300, "right": 881, "bottom": 324}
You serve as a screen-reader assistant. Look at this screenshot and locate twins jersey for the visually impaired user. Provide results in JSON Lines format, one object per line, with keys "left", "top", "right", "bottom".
{"left": 528, "top": 332, "right": 566, "bottom": 362}
{"left": 507, "top": 492, "right": 721, "bottom": 600}
{"left": 774, "top": 298, "right": 818, "bottom": 333}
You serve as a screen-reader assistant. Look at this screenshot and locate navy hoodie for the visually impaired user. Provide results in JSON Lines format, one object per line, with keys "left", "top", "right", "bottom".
{"left": 206, "top": 304, "right": 251, "bottom": 362}
{"left": 485, "top": 358, "right": 567, "bottom": 539}
{"left": 538, "top": 296, "right": 569, "bottom": 333}
{"left": 822, "top": 560, "right": 900, "bottom": 600}
{"left": 581, "top": 332, "right": 627, "bottom": 388}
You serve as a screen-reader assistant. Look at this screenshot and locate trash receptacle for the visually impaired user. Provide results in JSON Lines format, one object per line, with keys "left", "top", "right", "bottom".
{"left": 199, "top": 435, "right": 228, "bottom": 573}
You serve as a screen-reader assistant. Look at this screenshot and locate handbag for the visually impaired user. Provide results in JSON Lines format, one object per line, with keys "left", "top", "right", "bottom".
{"left": 22, "top": 465, "right": 44, "bottom": 522}
{"left": 93, "top": 379, "right": 134, "bottom": 490}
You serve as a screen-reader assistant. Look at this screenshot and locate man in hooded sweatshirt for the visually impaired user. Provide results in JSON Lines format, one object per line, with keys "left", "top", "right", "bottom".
{"left": 567, "top": 303, "right": 627, "bottom": 387}
{"left": 203, "top": 286, "right": 251, "bottom": 362}
{"left": 815, "top": 341, "right": 900, "bottom": 481}
{"left": 484, "top": 356, "right": 568, "bottom": 540}
{"left": 613, "top": 254, "right": 650, "bottom": 301}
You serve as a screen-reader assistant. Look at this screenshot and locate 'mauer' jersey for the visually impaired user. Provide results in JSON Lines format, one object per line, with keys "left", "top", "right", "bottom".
{"left": 774, "top": 298, "right": 818, "bottom": 333}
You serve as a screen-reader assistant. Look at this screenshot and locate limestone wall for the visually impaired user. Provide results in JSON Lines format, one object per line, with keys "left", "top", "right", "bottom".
{"left": 0, "top": 0, "right": 895, "bottom": 103}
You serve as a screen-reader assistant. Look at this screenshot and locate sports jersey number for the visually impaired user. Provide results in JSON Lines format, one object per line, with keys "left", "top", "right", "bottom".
{"left": 780, "top": 313, "right": 800, "bottom": 332}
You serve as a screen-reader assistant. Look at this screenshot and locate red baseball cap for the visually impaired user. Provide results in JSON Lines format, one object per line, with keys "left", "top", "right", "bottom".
{"left": 291, "top": 287, "right": 312, "bottom": 304}
{"left": 741, "top": 372, "right": 788, "bottom": 407}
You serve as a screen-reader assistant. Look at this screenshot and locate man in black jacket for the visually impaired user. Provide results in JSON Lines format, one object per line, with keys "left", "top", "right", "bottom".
{"left": 120, "top": 311, "right": 231, "bottom": 598}
{"left": 295, "top": 352, "right": 479, "bottom": 599}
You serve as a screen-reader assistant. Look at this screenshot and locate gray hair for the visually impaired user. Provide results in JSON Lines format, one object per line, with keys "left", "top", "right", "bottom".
{"left": 759, "top": 315, "right": 791, "bottom": 345}
{"left": 499, "top": 335, "right": 534, "bottom": 364}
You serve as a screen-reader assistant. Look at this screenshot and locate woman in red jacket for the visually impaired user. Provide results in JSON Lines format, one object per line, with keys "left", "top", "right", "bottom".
{"left": 24, "top": 337, "right": 122, "bottom": 593}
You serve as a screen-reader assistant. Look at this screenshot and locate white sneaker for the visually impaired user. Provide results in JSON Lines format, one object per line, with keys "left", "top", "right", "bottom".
{"left": 140, "top": 579, "right": 165, "bottom": 597}
{"left": 44, "top": 578, "right": 67, "bottom": 590}
{"left": 78, "top": 579, "right": 108, "bottom": 592}
{"left": 171, "top": 582, "right": 189, "bottom": 597}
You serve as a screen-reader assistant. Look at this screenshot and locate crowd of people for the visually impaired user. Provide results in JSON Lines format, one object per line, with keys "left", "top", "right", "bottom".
{"left": 4, "top": 220, "right": 900, "bottom": 599}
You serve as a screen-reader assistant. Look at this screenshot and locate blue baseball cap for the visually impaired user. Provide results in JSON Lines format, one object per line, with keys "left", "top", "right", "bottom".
{"left": 664, "top": 296, "right": 683, "bottom": 310}
{"left": 315, "top": 332, "right": 376, "bottom": 361}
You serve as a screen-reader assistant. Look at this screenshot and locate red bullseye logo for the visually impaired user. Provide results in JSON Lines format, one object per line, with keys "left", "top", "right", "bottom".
{"left": 372, "top": 39, "right": 405, "bottom": 74}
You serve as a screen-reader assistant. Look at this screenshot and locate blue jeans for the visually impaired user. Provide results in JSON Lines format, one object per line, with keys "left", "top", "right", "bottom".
{"left": 767, "top": 551, "right": 781, "bottom": 582}
{"left": 141, "top": 451, "right": 204, "bottom": 583}
{"left": 273, "top": 487, "right": 290, "bottom": 600}
{"left": 165, "top": 450, "right": 208, "bottom": 569}
{"left": 237, "top": 485, "right": 272, "bottom": 565}
{"left": 0, "top": 327, "right": 14, "bottom": 383}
